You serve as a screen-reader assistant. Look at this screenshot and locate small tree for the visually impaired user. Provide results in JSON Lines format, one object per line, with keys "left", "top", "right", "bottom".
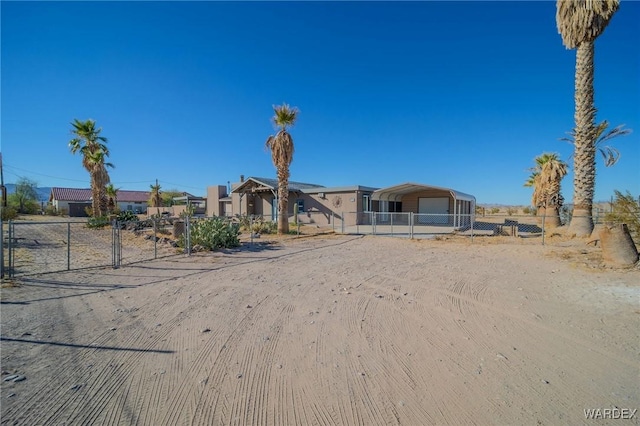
{"left": 149, "top": 182, "right": 162, "bottom": 208}
{"left": 9, "top": 177, "right": 39, "bottom": 214}
{"left": 605, "top": 190, "right": 640, "bottom": 244}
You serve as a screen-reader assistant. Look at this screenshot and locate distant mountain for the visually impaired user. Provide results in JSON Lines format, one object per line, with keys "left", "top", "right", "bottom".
{"left": 4, "top": 184, "right": 51, "bottom": 202}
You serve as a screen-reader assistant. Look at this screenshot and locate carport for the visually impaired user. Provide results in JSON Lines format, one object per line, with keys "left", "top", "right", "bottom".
{"left": 371, "top": 183, "right": 475, "bottom": 229}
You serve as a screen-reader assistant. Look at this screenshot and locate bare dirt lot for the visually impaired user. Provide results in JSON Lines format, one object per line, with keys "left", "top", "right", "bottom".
{"left": 1, "top": 235, "right": 639, "bottom": 425}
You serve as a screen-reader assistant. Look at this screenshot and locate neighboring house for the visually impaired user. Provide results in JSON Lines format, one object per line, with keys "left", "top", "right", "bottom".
{"left": 147, "top": 192, "right": 207, "bottom": 217}
{"left": 206, "top": 176, "right": 475, "bottom": 228}
{"left": 49, "top": 187, "right": 150, "bottom": 217}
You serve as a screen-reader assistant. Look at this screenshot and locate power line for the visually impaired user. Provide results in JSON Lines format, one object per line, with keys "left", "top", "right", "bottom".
{"left": 4, "top": 164, "right": 88, "bottom": 182}
{"left": 4, "top": 164, "right": 205, "bottom": 192}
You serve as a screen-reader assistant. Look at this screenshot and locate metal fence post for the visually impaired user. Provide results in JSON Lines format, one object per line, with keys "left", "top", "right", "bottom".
{"left": 0, "top": 218, "right": 4, "bottom": 279}
{"left": 541, "top": 214, "right": 546, "bottom": 246}
{"left": 67, "top": 222, "right": 71, "bottom": 271}
{"left": 471, "top": 214, "right": 474, "bottom": 242}
{"left": 186, "top": 215, "right": 191, "bottom": 256}
{"left": 153, "top": 218, "right": 157, "bottom": 259}
{"left": 7, "top": 221, "right": 13, "bottom": 277}
{"left": 390, "top": 213, "right": 394, "bottom": 236}
{"left": 332, "top": 212, "right": 335, "bottom": 232}
{"left": 373, "top": 212, "right": 376, "bottom": 235}
{"left": 250, "top": 215, "right": 254, "bottom": 245}
{"left": 341, "top": 212, "right": 345, "bottom": 234}
{"left": 410, "top": 212, "right": 413, "bottom": 239}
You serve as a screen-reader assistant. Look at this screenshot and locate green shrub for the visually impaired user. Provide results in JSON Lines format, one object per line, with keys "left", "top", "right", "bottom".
{"left": 605, "top": 190, "right": 640, "bottom": 243}
{"left": 1, "top": 206, "right": 18, "bottom": 221}
{"left": 522, "top": 206, "right": 534, "bottom": 215}
{"left": 87, "top": 215, "right": 110, "bottom": 229}
{"left": 490, "top": 207, "right": 500, "bottom": 214}
{"left": 181, "top": 217, "right": 240, "bottom": 250}
{"left": 506, "top": 207, "right": 517, "bottom": 215}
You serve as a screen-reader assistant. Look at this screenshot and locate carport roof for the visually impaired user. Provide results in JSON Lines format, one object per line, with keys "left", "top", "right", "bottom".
{"left": 372, "top": 183, "right": 475, "bottom": 202}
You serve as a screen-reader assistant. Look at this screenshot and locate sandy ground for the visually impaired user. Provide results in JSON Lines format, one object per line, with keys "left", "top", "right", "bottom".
{"left": 1, "top": 234, "right": 638, "bottom": 425}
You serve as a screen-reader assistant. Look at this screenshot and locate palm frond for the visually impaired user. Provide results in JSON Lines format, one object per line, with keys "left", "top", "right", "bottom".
{"left": 272, "top": 103, "right": 299, "bottom": 130}
{"left": 556, "top": 0, "right": 620, "bottom": 49}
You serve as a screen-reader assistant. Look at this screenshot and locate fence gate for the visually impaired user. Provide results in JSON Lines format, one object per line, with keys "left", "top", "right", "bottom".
{"left": 4, "top": 220, "right": 117, "bottom": 277}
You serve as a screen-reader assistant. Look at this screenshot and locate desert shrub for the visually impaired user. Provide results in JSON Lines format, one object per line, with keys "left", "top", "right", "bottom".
{"left": 181, "top": 217, "right": 240, "bottom": 250}
{"left": 87, "top": 215, "right": 110, "bottom": 229}
{"left": 522, "top": 206, "right": 534, "bottom": 215}
{"left": 605, "top": 190, "right": 640, "bottom": 243}
{"left": 490, "top": 207, "right": 500, "bottom": 214}
{"left": 1, "top": 206, "right": 18, "bottom": 221}
{"left": 117, "top": 210, "right": 139, "bottom": 222}
{"left": 252, "top": 220, "right": 277, "bottom": 234}
{"left": 506, "top": 207, "right": 517, "bottom": 215}
{"left": 44, "top": 205, "right": 58, "bottom": 216}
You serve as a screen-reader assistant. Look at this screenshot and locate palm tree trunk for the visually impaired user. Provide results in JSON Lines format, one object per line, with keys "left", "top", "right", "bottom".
{"left": 90, "top": 176, "right": 101, "bottom": 217}
{"left": 568, "top": 41, "right": 596, "bottom": 237}
{"left": 277, "top": 168, "right": 290, "bottom": 234}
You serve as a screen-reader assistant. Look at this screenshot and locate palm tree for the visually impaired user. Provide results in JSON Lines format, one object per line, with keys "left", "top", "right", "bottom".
{"left": 105, "top": 183, "right": 119, "bottom": 214}
{"left": 69, "top": 119, "right": 114, "bottom": 217}
{"left": 265, "top": 103, "right": 298, "bottom": 234}
{"left": 556, "top": 0, "right": 621, "bottom": 236}
{"left": 149, "top": 182, "right": 162, "bottom": 208}
{"left": 524, "top": 153, "right": 568, "bottom": 227}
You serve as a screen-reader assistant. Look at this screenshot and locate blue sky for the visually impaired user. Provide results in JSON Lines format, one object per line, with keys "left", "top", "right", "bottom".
{"left": 1, "top": 1, "right": 638, "bottom": 205}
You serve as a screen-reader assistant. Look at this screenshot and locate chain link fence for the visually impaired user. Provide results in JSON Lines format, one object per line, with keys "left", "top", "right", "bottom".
{"left": 3, "top": 211, "right": 637, "bottom": 277}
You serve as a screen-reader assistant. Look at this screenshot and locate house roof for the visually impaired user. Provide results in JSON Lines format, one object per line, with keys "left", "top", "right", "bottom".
{"left": 372, "top": 183, "right": 475, "bottom": 203}
{"left": 50, "top": 188, "right": 92, "bottom": 202}
{"left": 301, "top": 185, "right": 379, "bottom": 194}
{"left": 50, "top": 187, "right": 150, "bottom": 203}
{"left": 232, "top": 177, "right": 325, "bottom": 193}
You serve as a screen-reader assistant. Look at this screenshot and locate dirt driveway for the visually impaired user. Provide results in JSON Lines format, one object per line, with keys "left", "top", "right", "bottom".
{"left": 1, "top": 235, "right": 638, "bottom": 425}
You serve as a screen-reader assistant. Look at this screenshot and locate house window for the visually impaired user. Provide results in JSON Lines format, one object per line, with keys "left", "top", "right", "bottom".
{"left": 363, "top": 194, "right": 371, "bottom": 212}
{"left": 296, "top": 199, "right": 304, "bottom": 213}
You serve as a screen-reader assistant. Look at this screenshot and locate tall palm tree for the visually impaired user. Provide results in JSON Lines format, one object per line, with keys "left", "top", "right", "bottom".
{"left": 265, "top": 103, "right": 298, "bottom": 234}
{"left": 69, "top": 119, "right": 114, "bottom": 217}
{"left": 556, "top": 0, "right": 620, "bottom": 236}
{"left": 524, "top": 153, "right": 568, "bottom": 227}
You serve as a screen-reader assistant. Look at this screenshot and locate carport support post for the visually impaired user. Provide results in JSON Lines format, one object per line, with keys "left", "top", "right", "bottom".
{"left": 341, "top": 212, "right": 344, "bottom": 234}
{"left": 541, "top": 214, "right": 546, "bottom": 246}
{"left": 67, "top": 222, "right": 71, "bottom": 271}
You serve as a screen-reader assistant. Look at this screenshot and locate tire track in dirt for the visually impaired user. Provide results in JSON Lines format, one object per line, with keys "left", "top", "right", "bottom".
{"left": 371, "top": 271, "right": 636, "bottom": 419}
